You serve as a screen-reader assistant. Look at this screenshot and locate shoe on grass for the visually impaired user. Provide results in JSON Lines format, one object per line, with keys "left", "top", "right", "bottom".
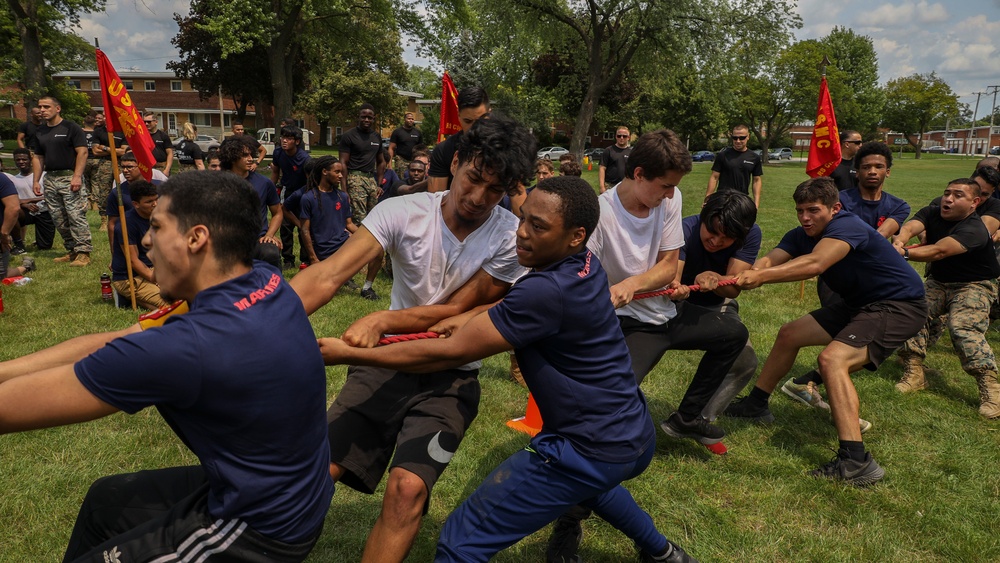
{"left": 859, "top": 417, "right": 873, "bottom": 434}
{"left": 781, "top": 380, "right": 830, "bottom": 410}
{"left": 660, "top": 412, "right": 725, "bottom": 445}
{"left": 53, "top": 252, "right": 77, "bottom": 263}
{"left": 809, "top": 451, "right": 884, "bottom": 487}
{"left": 10, "top": 244, "right": 26, "bottom": 256}
{"left": 545, "top": 514, "right": 583, "bottom": 563}
{"left": 344, "top": 279, "right": 360, "bottom": 290}
{"left": 69, "top": 252, "right": 91, "bottom": 267}
{"left": 360, "top": 287, "right": 378, "bottom": 300}
{"left": 723, "top": 396, "right": 775, "bottom": 423}
{"left": 639, "top": 540, "right": 698, "bottom": 563}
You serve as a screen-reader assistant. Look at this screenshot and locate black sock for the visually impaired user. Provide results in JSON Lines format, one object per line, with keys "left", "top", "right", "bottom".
{"left": 12, "top": 238, "right": 23, "bottom": 246}
{"left": 838, "top": 440, "right": 866, "bottom": 462}
{"left": 748, "top": 386, "right": 771, "bottom": 408}
{"left": 793, "top": 369, "right": 823, "bottom": 386}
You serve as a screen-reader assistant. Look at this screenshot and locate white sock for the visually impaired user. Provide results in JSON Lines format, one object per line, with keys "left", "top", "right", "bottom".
{"left": 363, "top": 281, "right": 373, "bottom": 290}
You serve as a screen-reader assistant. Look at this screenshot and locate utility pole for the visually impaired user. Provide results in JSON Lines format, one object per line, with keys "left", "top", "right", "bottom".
{"left": 987, "top": 85, "right": 1000, "bottom": 152}
{"left": 967, "top": 91, "right": 984, "bottom": 155}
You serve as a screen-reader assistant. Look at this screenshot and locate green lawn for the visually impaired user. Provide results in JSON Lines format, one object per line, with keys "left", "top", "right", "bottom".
{"left": 2, "top": 154, "right": 1000, "bottom": 561}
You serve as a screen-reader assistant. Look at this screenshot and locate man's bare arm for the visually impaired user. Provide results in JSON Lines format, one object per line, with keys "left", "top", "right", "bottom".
{"left": 0, "top": 325, "right": 141, "bottom": 383}
{"left": 751, "top": 176, "right": 762, "bottom": 208}
{"left": 738, "top": 240, "right": 850, "bottom": 289}
{"left": 0, "top": 365, "right": 119, "bottom": 434}
{"left": 609, "top": 249, "right": 679, "bottom": 308}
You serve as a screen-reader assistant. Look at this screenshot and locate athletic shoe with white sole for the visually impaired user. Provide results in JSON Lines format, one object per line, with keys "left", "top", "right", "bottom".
{"left": 781, "top": 380, "right": 830, "bottom": 410}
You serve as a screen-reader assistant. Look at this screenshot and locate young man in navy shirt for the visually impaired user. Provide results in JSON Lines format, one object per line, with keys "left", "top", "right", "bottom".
{"left": 219, "top": 135, "right": 283, "bottom": 270}
{"left": 320, "top": 176, "right": 695, "bottom": 563}
{"left": 0, "top": 171, "right": 333, "bottom": 561}
{"left": 271, "top": 125, "right": 311, "bottom": 268}
{"left": 726, "top": 176, "right": 926, "bottom": 486}
{"left": 892, "top": 178, "right": 1000, "bottom": 418}
{"left": 108, "top": 180, "right": 169, "bottom": 310}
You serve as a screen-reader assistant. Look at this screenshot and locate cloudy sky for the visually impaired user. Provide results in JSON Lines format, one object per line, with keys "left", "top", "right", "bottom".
{"left": 78, "top": 0, "right": 1000, "bottom": 111}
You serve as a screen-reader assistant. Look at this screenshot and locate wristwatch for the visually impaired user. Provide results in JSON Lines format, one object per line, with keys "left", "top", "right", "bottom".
{"left": 903, "top": 248, "right": 910, "bottom": 260}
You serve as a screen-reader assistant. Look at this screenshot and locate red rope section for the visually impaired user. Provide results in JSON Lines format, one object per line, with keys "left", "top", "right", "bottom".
{"left": 377, "top": 331, "right": 440, "bottom": 346}
{"left": 633, "top": 277, "right": 739, "bottom": 300}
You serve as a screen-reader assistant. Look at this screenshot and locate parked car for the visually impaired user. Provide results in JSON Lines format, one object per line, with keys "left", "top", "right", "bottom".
{"left": 257, "top": 127, "right": 313, "bottom": 156}
{"left": 195, "top": 134, "right": 221, "bottom": 152}
{"left": 584, "top": 148, "right": 604, "bottom": 161}
{"left": 691, "top": 150, "right": 715, "bottom": 162}
{"left": 537, "top": 146, "right": 569, "bottom": 159}
{"left": 990, "top": 146, "right": 1000, "bottom": 155}
{"left": 768, "top": 147, "right": 793, "bottom": 160}
{"left": 924, "top": 145, "right": 948, "bottom": 154}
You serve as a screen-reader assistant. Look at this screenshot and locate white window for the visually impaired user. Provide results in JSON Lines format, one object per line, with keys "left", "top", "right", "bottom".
{"left": 144, "top": 81, "right": 156, "bottom": 91}
{"left": 167, "top": 113, "right": 177, "bottom": 134}
{"left": 91, "top": 80, "right": 101, "bottom": 91}
{"left": 171, "top": 80, "right": 183, "bottom": 92}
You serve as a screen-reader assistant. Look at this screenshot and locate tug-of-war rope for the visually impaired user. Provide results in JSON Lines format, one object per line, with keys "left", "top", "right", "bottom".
{"left": 376, "top": 278, "right": 741, "bottom": 346}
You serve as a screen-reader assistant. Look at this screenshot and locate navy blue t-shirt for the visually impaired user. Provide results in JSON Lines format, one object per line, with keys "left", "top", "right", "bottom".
{"left": 283, "top": 187, "right": 307, "bottom": 219}
{"left": 300, "top": 189, "right": 352, "bottom": 260}
{"left": 105, "top": 179, "right": 165, "bottom": 219}
{"left": 680, "top": 215, "right": 761, "bottom": 307}
{"left": 0, "top": 174, "right": 17, "bottom": 223}
{"left": 75, "top": 264, "right": 334, "bottom": 542}
{"left": 838, "top": 189, "right": 910, "bottom": 233}
{"left": 489, "top": 250, "right": 654, "bottom": 462}
{"left": 272, "top": 147, "right": 310, "bottom": 191}
{"left": 110, "top": 208, "right": 152, "bottom": 281}
{"left": 244, "top": 172, "right": 280, "bottom": 237}
{"left": 776, "top": 211, "right": 924, "bottom": 308}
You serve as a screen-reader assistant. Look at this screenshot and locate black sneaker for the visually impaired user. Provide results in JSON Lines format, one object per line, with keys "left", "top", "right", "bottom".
{"left": 639, "top": 540, "right": 698, "bottom": 563}
{"left": 810, "top": 451, "right": 885, "bottom": 487}
{"left": 360, "top": 287, "right": 378, "bottom": 300}
{"left": 659, "top": 412, "right": 725, "bottom": 445}
{"left": 10, "top": 244, "right": 26, "bottom": 256}
{"left": 545, "top": 515, "right": 583, "bottom": 563}
{"left": 344, "top": 279, "right": 360, "bottom": 290}
{"left": 723, "top": 396, "right": 775, "bottom": 423}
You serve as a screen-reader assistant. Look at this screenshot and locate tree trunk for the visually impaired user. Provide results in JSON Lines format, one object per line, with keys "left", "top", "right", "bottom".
{"left": 8, "top": 0, "right": 46, "bottom": 103}
{"left": 570, "top": 86, "right": 599, "bottom": 159}
{"left": 268, "top": 44, "right": 294, "bottom": 126}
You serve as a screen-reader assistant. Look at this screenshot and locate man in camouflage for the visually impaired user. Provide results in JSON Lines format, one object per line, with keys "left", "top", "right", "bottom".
{"left": 91, "top": 111, "right": 121, "bottom": 232}
{"left": 892, "top": 178, "right": 1000, "bottom": 418}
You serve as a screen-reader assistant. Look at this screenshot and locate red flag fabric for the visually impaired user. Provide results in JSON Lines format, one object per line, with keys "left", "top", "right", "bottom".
{"left": 806, "top": 76, "right": 841, "bottom": 178}
{"left": 438, "top": 72, "right": 461, "bottom": 143}
{"left": 95, "top": 49, "right": 157, "bottom": 181}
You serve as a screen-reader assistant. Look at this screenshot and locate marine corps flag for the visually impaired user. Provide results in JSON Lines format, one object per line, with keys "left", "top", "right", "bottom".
{"left": 438, "top": 72, "right": 461, "bottom": 143}
{"left": 806, "top": 76, "right": 841, "bottom": 178}
{"left": 96, "top": 48, "right": 157, "bottom": 181}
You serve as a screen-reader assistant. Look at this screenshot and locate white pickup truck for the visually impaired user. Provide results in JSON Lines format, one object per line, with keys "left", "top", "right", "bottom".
{"left": 256, "top": 127, "right": 312, "bottom": 156}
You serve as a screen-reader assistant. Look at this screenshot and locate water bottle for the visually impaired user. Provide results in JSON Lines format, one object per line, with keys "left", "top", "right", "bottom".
{"left": 101, "top": 273, "right": 113, "bottom": 301}
{"left": 0, "top": 285, "right": 4, "bottom": 313}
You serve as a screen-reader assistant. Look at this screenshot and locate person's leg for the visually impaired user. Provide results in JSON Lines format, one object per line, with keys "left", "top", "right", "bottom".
{"left": 65, "top": 176, "right": 93, "bottom": 258}
{"left": 45, "top": 176, "right": 74, "bottom": 256}
{"left": 619, "top": 318, "right": 674, "bottom": 385}
{"left": 897, "top": 281, "right": 945, "bottom": 392}
{"left": 35, "top": 211, "right": 55, "bottom": 250}
{"left": 945, "top": 280, "right": 1000, "bottom": 417}
{"left": 816, "top": 342, "right": 869, "bottom": 442}
{"left": 363, "top": 178, "right": 382, "bottom": 294}
{"left": 362, "top": 467, "right": 428, "bottom": 563}
{"left": 131, "top": 278, "right": 170, "bottom": 310}
{"left": 701, "top": 339, "right": 757, "bottom": 421}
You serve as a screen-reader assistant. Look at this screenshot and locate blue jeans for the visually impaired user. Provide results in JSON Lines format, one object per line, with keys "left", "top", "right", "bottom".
{"left": 436, "top": 433, "right": 666, "bottom": 562}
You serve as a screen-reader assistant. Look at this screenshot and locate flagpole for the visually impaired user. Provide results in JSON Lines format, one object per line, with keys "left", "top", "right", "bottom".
{"left": 96, "top": 39, "right": 137, "bottom": 311}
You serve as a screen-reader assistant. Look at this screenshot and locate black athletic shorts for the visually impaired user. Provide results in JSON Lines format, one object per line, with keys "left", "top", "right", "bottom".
{"left": 327, "top": 365, "right": 480, "bottom": 497}
{"left": 809, "top": 298, "right": 927, "bottom": 370}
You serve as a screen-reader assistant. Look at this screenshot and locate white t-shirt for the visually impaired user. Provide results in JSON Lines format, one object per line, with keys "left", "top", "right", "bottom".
{"left": 365, "top": 191, "right": 527, "bottom": 367}
{"left": 6, "top": 172, "right": 46, "bottom": 214}
{"left": 587, "top": 184, "right": 685, "bottom": 325}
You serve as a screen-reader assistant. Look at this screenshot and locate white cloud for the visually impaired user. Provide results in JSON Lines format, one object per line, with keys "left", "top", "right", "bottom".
{"left": 915, "top": 1, "right": 949, "bottom": 23}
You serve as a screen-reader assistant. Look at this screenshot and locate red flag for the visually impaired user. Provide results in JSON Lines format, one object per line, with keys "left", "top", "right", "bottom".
{"left": 806, "top": 76, "right": 841, "bottom": 178}
{"left": 95, "top": 49, "right": 157, "bottom": 181}
{"left": 438, "top": 72, "right": 461, "bottom": 143}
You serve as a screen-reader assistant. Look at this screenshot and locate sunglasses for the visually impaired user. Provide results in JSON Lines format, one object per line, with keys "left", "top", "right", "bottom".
{"left": 731, "top": 135, "right": 748, "bottom": 141}
{"left": 616, "top": 134, "right": 629, "bottom": 138}
{"left": 144, "top": 121, "right": 154, "bottom": 124}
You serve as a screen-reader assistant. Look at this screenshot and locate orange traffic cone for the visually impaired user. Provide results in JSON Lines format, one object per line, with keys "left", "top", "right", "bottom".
{"left": 587, "top": 159, "right": 593, "bottom": 171}
{"left": 506, "top": 393, "right": 542, "bottom": 436}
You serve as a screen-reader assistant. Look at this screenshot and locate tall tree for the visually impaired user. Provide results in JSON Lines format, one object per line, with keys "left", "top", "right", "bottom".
{"left": 168, "top": 0, "right": 272, "bottom": 123}
{"left": 2, "top": 0, "right": 102, "bottom": 104}
{"left": 882, "top": 72, "right": 960, "bottom": 159}
{"left": 821, "top": 27, "right": 884, "bottom": 138}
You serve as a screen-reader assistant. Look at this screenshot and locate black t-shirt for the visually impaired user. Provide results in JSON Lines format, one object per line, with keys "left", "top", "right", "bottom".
{"left": 83, "top": 128, "right": 99, "bottom": 157}
{"left": 830, "top": 158, "right": 857, "bottom": 191}
{"left": 174, "top": 139, "right": 205, "bottom": 166}
{"left": 428, "top": 132, "right": 461, "bottom": 187}
{"left": 600, "top": 145, "right": 632, "bottom": 186}
{"left": 33, "top": 119, "right": 87, "bottom": 171}
{"left": 93, "top": 126, "right": 127, "bottom": 161}
{"left": 711, "top": 147, "right": 762, "bottom": 194}
{"left": 17, "top": 121, "right": 38, "bottom": 149}
{"left": 149, "top": 129, "right": 172, "bottom": 163}
{"left": 914, "top": 205, "right": 1000, "bottom": 282}
{"left": 338, "top": 127, "right": 382, "bottom": 174}
{"left": 389, "top": 126, "right": 423, "bottom": 160}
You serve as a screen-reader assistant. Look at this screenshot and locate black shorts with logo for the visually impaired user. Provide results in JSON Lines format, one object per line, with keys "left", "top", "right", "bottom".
{"left": 809, "top": 298, "right": 927, "bottom": 370}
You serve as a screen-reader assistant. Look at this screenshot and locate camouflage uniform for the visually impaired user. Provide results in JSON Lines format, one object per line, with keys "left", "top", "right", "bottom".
{"left": 84, "top": 157, "right": 102, "bottom": 209}
{"left": 44, "top": 173, "right": 93, "bottom": 254}
{"left": 89, "top": 160, "right": 114, "bottom": 216}
{"left": 392, "top": 155, "right": 411, "bottom": 179}
{"left": 346, "top": 171, "right": 379, "bottom": 225}
{"left": 899, "top": 278, "right": 998, "bottom": 376}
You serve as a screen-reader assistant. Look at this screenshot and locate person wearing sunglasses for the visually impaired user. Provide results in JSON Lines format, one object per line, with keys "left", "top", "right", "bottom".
{"left": 830, "top": 130, "right": 863, "bottom": 191}
{"left": 599, "top": 125, "right": 633, "bottom": 193}
{"left": 705, "top": 124, "right": 762, "bottom": 208}
{"left": 142, "top": 111, "right": 174, "bottom": 177}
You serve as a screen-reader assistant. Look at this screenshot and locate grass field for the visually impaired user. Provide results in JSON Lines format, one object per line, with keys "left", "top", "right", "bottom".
{"left": 2, "top": 153, "right": 1000, "bottom": 562}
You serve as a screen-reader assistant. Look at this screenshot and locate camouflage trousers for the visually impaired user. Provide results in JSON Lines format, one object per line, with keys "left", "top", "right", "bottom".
{"left": 899, "top": 278, "right": 998, "bottom": 375}
{"left": 346, "top": 171, "right": 379, "bottom": 225}
{"left": 392, "top": 155, "right": 411, "bottom": 178}
{"left": 85, "top": 159, "right": 113, "bottom": 215}
{"left": 44, "top": 173, "right": 93, "bottom": 254}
